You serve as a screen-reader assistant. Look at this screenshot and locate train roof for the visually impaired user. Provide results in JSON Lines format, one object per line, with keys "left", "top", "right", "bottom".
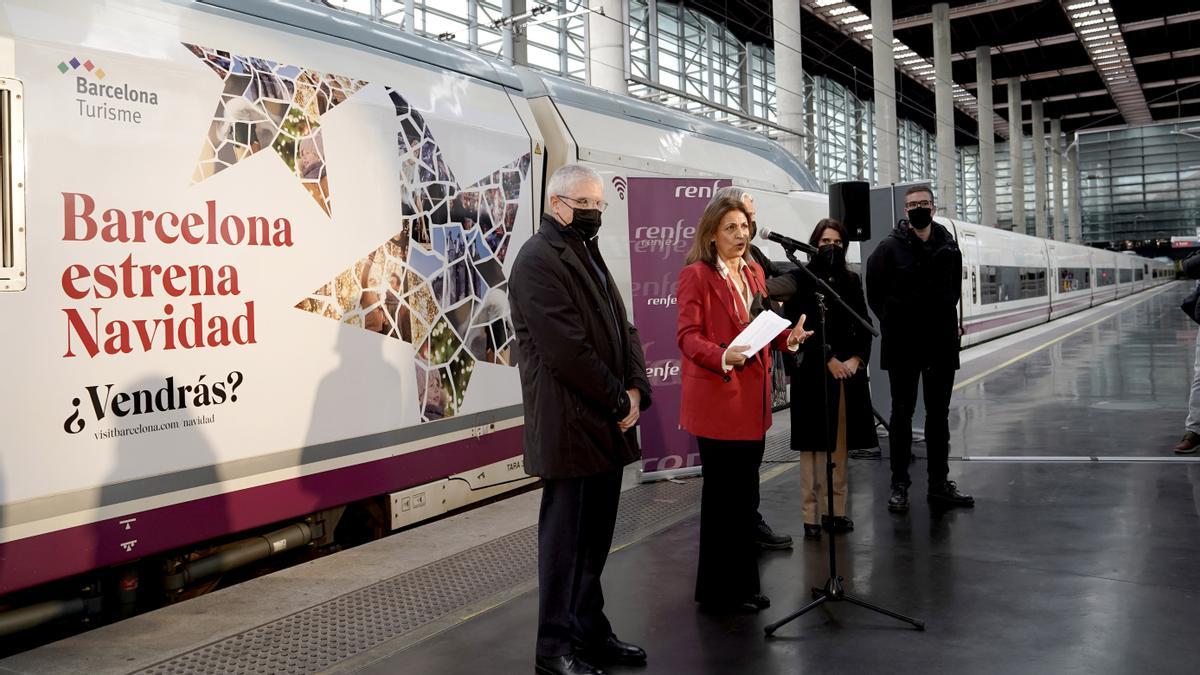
{"left": 193, "top": 0, "right": 820, "bottom": 193}
{"left": 193, "top": 0, "right": 524, "bottom": 90}
{"left": 515, "top": 68, "right": 821, "bottom": 192}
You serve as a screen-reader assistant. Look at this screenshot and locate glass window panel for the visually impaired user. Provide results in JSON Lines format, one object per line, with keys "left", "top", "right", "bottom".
{"left": 527, "top": 44, "right": 561, "bottom": 71}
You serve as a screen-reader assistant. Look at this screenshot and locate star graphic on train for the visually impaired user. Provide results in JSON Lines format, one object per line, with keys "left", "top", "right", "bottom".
{"left": 183, "top": 43, "right": 369, "bottom": 215}
{"left": 295, "top": 87, "right": 532, "bottom": 422}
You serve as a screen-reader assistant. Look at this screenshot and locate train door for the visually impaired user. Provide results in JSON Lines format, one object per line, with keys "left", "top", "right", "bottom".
{"left": 957, "top": 228, "right": 982, "bottom": 347}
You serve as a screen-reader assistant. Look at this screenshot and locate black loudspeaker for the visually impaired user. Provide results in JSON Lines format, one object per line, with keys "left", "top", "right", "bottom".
{"left": 829, "top": 181, "right": 871, "bottom": 241}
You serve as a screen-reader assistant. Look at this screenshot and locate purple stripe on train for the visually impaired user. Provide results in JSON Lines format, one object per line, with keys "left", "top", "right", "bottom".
{"left": 0, "top": 427, "right": 523, "bottom": 595}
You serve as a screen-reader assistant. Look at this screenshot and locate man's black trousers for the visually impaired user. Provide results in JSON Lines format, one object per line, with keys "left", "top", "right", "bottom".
{"left": 536, "top": 469, "right": 622, "bottom": 658}
{"left": 887, "top": 365, "right": 955, "bottom": 488}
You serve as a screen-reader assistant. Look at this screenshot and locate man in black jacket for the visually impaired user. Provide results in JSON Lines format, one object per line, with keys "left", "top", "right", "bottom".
{"left": 509, "top": 163, "right": 652, "bottom": 675}
{"left": 866, "top": 185, "right": 974, "bottom": 513}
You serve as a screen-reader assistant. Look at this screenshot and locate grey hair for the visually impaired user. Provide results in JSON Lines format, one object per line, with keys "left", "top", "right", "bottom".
{"left": 547, "top": 163, "right": 602, "bottom": 200}
{"left": 710, "top": 186, "right": 752, "bottom": 206}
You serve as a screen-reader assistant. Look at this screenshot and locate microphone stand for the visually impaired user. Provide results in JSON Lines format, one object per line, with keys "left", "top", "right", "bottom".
{"left": 764, "top": 246, "right": 924, "bottom": 637}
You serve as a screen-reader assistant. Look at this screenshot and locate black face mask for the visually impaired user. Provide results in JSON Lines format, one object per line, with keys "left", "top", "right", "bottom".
{"left": 816, "top": 243, "right": 846, "bottom": 270}
{"left": 908, "top": 206, "right": 933, "bottom": 229}
{"left": 565, "top": 204, "right": 603, "bottom": 240}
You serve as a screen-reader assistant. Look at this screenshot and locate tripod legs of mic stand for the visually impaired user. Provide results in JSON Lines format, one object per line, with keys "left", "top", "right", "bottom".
{"left": 763, "top": 576, "right": 925, "bottom": 635}
{"left": 763, "top": 288, "right": 923, "bottom": 638}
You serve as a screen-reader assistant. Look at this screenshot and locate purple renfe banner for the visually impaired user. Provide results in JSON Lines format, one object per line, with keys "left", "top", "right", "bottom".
{"left": 628, "top": 177, "right": 731, "bottom": 479}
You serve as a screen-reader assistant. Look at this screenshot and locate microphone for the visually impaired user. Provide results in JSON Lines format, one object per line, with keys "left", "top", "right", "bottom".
{"left": 758, "top": 226, "right": 819, "bottom": 256}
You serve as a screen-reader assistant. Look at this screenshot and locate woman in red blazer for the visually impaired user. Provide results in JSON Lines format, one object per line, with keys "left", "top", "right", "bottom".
{"left": 677, "top": 193, "right": 811, "bottom": 613}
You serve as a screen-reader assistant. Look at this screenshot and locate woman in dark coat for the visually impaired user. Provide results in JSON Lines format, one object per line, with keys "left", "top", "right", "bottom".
{"left": 783, "top": 219, "right": 878, "bottom": 540}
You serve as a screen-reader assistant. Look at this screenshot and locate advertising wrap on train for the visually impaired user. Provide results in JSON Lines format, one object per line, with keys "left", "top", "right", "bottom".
{"left": 2, "top": 34, "right": 534, "bottom": 529}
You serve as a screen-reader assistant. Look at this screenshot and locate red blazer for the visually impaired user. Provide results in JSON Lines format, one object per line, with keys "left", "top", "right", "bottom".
{"left": 676, "top": 260, "right": 791, "bottom": 441}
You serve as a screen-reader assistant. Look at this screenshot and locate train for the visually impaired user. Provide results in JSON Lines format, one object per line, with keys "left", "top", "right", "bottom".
{"left": 0, "top": 0, "right": 1173, "bottom": 637}
{"left": 944, "top": 219, "right": 1173, "bottom": 347}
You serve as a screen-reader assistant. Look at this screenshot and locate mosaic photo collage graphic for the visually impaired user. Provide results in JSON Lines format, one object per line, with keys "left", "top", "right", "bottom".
{"left": 290, "top": 87, "right": 530, "bottom": 422}
{"left": 185, "top": 43, "right": 368, "bottom": 215}
{"left": 186, "top": 45, "right": 530, "bottom": 424}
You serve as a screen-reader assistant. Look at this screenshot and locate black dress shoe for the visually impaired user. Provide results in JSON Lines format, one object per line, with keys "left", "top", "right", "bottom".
{"left": 888, "top": 484, "right": 910, "bottom": 513}
{"left": 849, "top": 447, "right": 881, "bottom": 459}
{"left": 755, "top": 518, "right": 793, "bottom": 550}
{"left": 821, "top": 515, "right": 854, "bottom": 533}
{"left": 535, "top": 654, "right": 605, "bottom": 675}
{"left": 803, "top": 523, "right": 822, "bottom": 540}
{"left": 749, "top": 593, "right": 771, "bottom": 609}
{"left": 928, "top": 480, "right": 975, "bottom": 507}
{"left": 576, "top": 634, "right": 646, "bottom": 666}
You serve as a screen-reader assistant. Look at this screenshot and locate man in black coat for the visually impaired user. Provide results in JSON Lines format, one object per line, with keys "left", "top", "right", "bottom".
{"left": 509, "top": 163, "right": 652, "bottom": 675}
{"left": 865, "top": 185, "right": 974, "bottom": 513}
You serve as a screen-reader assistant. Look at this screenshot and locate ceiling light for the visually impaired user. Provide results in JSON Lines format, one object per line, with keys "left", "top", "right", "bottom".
{"left": 828, "top": 6, "right": 857, "bottom": 16}
{"left": 1071, "top": 9, "right": 1100, "bottom": 18}
{"left": 851, "top": 23, "right": 872, "bottom": 32}
{"left": 841, "top": 14, "right": 869, "bottom": 25}
{"left": 1067, "top": 0, "right": 1096, "bottom": 8}
{"left": 814, "top": 0, "right": 844, "bottom": 7}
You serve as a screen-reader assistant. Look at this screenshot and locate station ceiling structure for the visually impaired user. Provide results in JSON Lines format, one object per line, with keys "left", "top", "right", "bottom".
{"left": 685, "top": 0, "right": 1199, "bottom": 145}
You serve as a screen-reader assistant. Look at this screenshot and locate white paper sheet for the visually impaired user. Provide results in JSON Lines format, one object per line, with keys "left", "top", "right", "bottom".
{"left": 730, "top": 309, "right": 791, "bottom": 358}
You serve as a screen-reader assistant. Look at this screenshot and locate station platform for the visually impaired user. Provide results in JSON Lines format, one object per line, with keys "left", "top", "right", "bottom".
{"left": 4, "top": 281, "right": 1199, "bottom": 675}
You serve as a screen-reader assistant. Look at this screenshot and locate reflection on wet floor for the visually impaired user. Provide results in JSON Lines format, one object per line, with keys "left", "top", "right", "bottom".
{"left": 385, "top": 282, "right": 1200, "bottom": 674}
{"left": 950, "top": 284, "right": 1194, "bottom": 457}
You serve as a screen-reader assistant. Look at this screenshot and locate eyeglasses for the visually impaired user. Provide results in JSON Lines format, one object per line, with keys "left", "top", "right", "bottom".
{"left": 905, "top": 200, "right": 934, "bottom": 210}
{"left": 557, "top": 195, "right": 609, "bottom": 213}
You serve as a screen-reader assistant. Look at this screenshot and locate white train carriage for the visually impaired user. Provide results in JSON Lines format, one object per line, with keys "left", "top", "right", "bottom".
{"left": 955, "top": 221, "right": 1051, "bottom": 347}
{"left": 514, "top": 66, "right": 828, "bottom": 290}
{"left": 1047, "top": 240, "right": 1096, "bottom": 320}
{"left": 1116, "top": 253, "right": 1136, "bottom": 298}
{"left": 1092, "top": 249, "right": 1121, "bottom": 303}
{"left": 950, "top": 218, "right": 1169, "bottom": 349}
{"left": 0, "top": 0, "right": 552, "bottom": 604}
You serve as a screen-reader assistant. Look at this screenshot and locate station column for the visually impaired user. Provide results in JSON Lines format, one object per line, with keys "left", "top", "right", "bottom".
{"left": 1032, "top": 99, "right": 1047, "bottom": 238}
{"left": 976, "top": 46, "right": 996, "bottom": 227}
{"left": 1069, "top": 135, "right": 1083, "bottom": 244}
{"left": 872, "top": 0, "right": 898, "bottom": 186}
{"left": 589, "top": 0, "right": 629, "bottom": 95}
{"left": 1008, "top": 79, "right": 1024, "bottom": 232}
{"left": 773, "top": 0, "right": 804, "bottom": 159}
{"left": 1051, "top": 118, "right": 1065, "bottom": 241}
{"left": 933, "top": 3, "right": 956, "bottom": 216}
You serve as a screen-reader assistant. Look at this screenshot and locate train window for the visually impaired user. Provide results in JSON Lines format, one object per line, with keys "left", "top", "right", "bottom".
{"left": 1096, "top": 268, "right": 1116, "bottom": 286}
{"left": 980, "top": 265, "right": 1048, "bottom": 303}
{"left": 1059, "top": 267, "right": 1091, "bottom": 292}
{"left": 1119, "top": 269, "right": 1133, "bottom": 283}
{"left": 1134, "top": 269, "right": 1144, "bottom": 281}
